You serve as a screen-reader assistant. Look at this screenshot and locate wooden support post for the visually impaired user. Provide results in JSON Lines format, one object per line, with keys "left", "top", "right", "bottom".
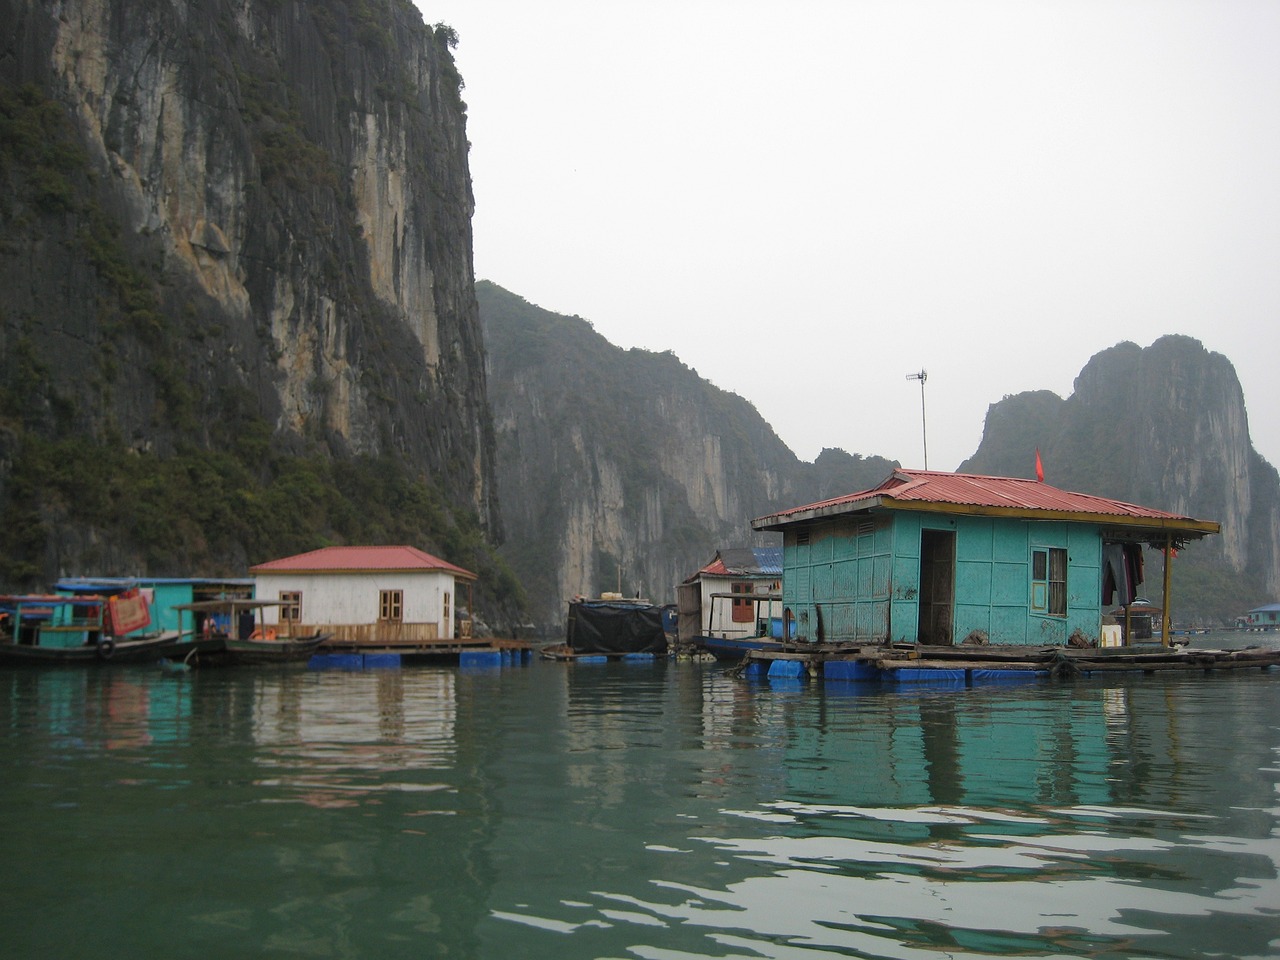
{"left": 1161, "top": 535, "right": 1173, "bottom": 647}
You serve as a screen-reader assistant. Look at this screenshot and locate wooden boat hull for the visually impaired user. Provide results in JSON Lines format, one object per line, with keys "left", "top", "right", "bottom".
{"left": 698, "top": 635, "right": 783, "bottom": 661}
{"left": 219, "top": 632, "right": 330, "bottom": 665}
{"left": 0, "top": 631, "right": 194, "bottom": 665}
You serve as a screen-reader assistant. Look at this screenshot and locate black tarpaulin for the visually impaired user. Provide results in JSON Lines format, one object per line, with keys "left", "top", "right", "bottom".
{"left": 566, "top": 601, "right": 666, "bottom": 654}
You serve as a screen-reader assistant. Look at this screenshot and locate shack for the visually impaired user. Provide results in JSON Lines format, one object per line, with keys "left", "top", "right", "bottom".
{"left": 564, "top": 596, "right": 666, "bottom": 656}
{"left": 250, "top": 545, "right": 476, "bottom": 648}
{"left": 751, "top": 469, "right": 1220, "bottom": 648}
{"left": 677, "top": 546, "right": 783, "bottom": 647}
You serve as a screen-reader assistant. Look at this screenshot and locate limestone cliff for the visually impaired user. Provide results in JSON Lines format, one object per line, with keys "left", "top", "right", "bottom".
{"left": 0, "top": 0, "right": 498, "bottom": 582}
{"left": 962, "top": 336, "right": 1280, "bottom": 618}
{"left": 479, "top": 282, "right": 895, "bottom": 630}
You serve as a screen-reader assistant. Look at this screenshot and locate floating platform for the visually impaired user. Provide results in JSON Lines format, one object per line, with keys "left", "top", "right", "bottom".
{"left": 729, "top": 642, "right": 1280, "bottom": 684}
{"left": 539, "top": 643, "right": 665, "bottom": 663}
{"left": 309, "top": 637, "right": 533, "bottom": 670}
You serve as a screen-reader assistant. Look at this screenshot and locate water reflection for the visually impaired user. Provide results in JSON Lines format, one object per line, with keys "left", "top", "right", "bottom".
{"left": 488, "top": 669, "right": 1280, "bottom": 959}
{"left": 4, "top": 662, "right": 1280, "bottom": 959}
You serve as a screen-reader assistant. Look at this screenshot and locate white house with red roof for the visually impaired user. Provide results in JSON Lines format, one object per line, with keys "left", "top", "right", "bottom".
{"left": 250, "top": 546, "right": 477, "bottom": 646}
{"left": 677, "top": 547, "right": 783, "bottom": 645}
{"left": 752, "top": 470, "right": 1219, "bottom": 648}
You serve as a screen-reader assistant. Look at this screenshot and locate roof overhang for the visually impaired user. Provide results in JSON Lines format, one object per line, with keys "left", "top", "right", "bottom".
{"left": 753, "top": 497, "right": 1220, "bottom": 544}
{"left": 252, "top": 566, "right": 477, "bottom": 581}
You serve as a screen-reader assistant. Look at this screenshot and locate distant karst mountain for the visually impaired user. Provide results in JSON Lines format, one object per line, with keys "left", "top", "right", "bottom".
{"left": 961, "top": 335, "right": 1279, "bottom": 622}
{"left": 478, "top": 281, "right": 895, "bottom": 631}
{"left": 484, "top": 290, "right": 1276, "bottom": 629}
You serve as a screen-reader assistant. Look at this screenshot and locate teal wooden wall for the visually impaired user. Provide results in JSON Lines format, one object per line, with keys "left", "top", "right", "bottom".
{"left": 783, "top": 517, "right": 893, "bottom": 643}
{"left": 782, "top": 513, "right": 1106, "bottom": 645}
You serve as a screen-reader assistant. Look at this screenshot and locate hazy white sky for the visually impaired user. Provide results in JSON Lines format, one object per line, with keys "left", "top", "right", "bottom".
{"left": 412, "top": 0, "right": 1280, "bottom": 473}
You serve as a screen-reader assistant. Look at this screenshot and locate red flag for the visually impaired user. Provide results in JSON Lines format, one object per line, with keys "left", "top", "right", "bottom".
{"left": 1035, "top": 448, "right": 1044, "bottom": 482}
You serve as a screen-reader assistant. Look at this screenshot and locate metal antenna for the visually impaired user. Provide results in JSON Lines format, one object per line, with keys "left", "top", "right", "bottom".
{"left": 906, "top": 370, "right": 928, "bottom": 469}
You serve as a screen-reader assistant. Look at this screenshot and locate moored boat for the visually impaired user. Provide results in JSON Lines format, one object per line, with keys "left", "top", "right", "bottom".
{"left": 172, "top": 599, "right": 330, "bottom": 665}
{"left": 699, "top": 634, "right": 784, "bottom": 662}
{"left": 0, "top": 593, "right": 199, "bottom": 664}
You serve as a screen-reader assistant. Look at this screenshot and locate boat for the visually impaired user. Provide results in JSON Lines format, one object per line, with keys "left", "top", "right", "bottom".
{"left": 695, "top": 592, "right": 786, "bottom": 661}
{"left": 172, "top": 599, "right": 330, "bottom": 665}
{"left": 0, "top": 593, "right": 199, "bottom": 664}
{"left": 700, "top": 633, "right": 784, "bottom": 662}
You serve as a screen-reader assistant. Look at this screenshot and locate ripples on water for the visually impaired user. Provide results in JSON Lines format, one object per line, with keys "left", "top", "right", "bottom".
{"left": 2, "top": 657, "right": 1279, "bottom": 959}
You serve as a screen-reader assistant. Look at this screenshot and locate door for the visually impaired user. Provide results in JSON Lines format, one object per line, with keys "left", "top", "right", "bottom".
{"left": 918, "top": 529, "right": 955, "bottom": 645}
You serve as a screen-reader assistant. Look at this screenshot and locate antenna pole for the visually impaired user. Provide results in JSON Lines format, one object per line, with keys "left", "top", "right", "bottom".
{"left": 906, "top": 370, "right": 928, "bottom": 469}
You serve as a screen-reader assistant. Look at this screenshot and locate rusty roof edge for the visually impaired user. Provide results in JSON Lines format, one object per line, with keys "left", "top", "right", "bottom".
{"left": 877, "top": 499, "right": 1220, "bottom": 534}
{"left": 753, "top": 496, "right": 1219, "bottom": 537}
{"left": 752, "top": 496, "right": 885, "bottom": 530}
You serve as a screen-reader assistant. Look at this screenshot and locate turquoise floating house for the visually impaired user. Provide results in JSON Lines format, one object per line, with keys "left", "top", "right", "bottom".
{"left": 55, "top": 577, "right": 254, "bottom": 636}
{"left": 751, "top": 470, "right": 1220, "bottom": 648}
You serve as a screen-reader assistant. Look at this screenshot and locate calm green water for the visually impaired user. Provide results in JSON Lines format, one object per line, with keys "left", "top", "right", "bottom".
{"left": 3, "top": 655, "right": 1279, "bottom": 959}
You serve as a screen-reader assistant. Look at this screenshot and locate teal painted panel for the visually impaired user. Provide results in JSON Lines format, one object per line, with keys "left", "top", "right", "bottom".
{"left": 896, "top": 513, "right": 922, "bottom": 558}
{"left": 857, "top": 556, "right": 874, "bottom": 597}
{"left": 873, "top": 554, "right": 891, "bottom": 597}
{"left": 956, "top": 560, "right": 991, "bottom": 604}
{"left": 811, "top": 524, "right": 834, "bottom": 562}
{"left": 894, "top": 601, "right": 919, "bottom": 642}
{"left": 1066, "top": 613, "right": 1098, "bottom": 643}
{"left": 993, "top": 523, "right": 1028, "bottom": 562}
{"left": 147, "top": 583, "right": 194, "bottom": 635}
{"left": 831, "top": 529, "right": 858, "bottom": 561}
{"left": 992, "top": 561, "right": 1027, "bottom": 604}
{"left": 832, "top": 559, "right": 858, "bottom": 597}
{"left": 892, "top": 555, "right": 919, "bottom": 600}
{"left": 956, "top": 517, "right": 993, "bottom": 560}
{"left": 825, "top": 602, "right": 852, "bottom": 639}
{"left": 811, "top": 561, "right": 834, "bottom": 599}
{"left": 875, "top": 520, "right": 893, "bottom": 554}
{"left": 990, "top": 606, "right": 1029, "bottom": 644}
{"left": 954, "top": 604, "right": 992, "bottom": 641}
{"left": 1068, "top": 523, "right": 1101, "bottom": 552}
{"left": 1029, "top": 616, "right": 1067, "bottom": 645}
{"left": 855, "top": 599, "right": 890, "bottom": 639}
{"left": 1029, "top": 522, "right": 1068, "bottom": 548}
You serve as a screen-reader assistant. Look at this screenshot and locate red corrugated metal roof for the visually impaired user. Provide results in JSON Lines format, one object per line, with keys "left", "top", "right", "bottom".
{"left": 699, "top": 557, "right": 731, "bottom": 577}
{"left": 250, "top": 545, "right": 476, "bottom": 579}
{"left": 753, "top": 470, "right": 1219, "bottom": 537}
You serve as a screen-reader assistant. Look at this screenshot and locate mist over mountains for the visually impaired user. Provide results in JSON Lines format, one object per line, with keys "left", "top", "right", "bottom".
{"left": 2, "top": 0, "right": 1273, "bottom": 633}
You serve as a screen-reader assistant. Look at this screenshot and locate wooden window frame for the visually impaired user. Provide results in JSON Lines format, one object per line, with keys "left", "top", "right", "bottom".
{"left": 1031, "top": 547, "right": 1067, "bottom": 617}
{"left": 279, "top": 591, "right": 302, "bottom": 624}
{"left": 379, "top": 589, "right": 404, "bottom": 623}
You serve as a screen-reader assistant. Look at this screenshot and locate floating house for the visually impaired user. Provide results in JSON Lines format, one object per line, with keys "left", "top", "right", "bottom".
{"left": 677, "top": 547, "right": 783, "bottom": 646}
{"left": 751, "top": 469, "right": 1220, "bottom": 648}
{"left": 1241, "top": 603, "right": 1280, "bottom": 631}
{"left": 249, "top": 546, "right": 476, "bottom": 648}
{"left": 55, "top": 577, "right": 254, "bottom": 636}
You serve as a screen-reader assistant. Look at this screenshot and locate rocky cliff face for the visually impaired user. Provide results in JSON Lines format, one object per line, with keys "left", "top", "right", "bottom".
{"left": 962, "top": 336, "right": 1280, "bottom": 610}
{"left": 1, "top": 0, "right": 498, "bottom": 575}
{"left": 479, "top": 282, "right": 895, "bottom": 630}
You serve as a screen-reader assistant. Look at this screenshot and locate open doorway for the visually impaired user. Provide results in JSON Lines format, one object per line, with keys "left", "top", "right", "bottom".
{"left": 918, "top": 529, "right": 956, "bottom": 645}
